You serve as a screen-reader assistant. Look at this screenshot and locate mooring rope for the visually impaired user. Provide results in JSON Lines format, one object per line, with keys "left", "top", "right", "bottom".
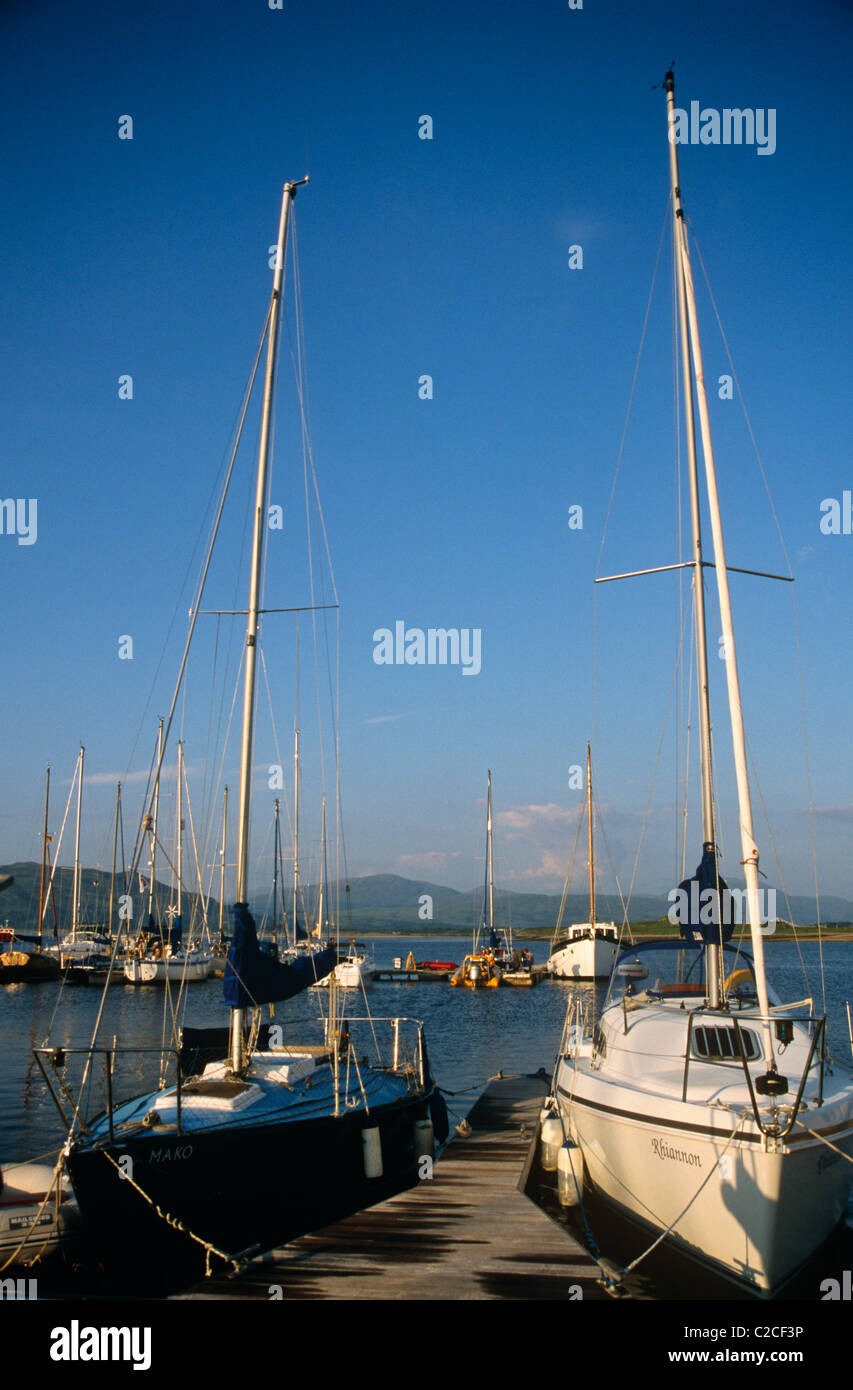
{"left": 101, "top": 1150, "right": 239, "bottom": 1277}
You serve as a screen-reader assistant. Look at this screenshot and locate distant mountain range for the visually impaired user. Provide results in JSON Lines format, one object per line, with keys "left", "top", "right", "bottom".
{"left": 298, "top": 873, "right": 853, "bottom": 932}
{"left": 2, "top": 863, "right": 849, "bottom": 933}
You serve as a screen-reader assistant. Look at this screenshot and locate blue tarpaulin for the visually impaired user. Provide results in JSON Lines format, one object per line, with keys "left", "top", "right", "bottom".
{"left": 224, "top": 902, "right": 337, "bottom": 1008}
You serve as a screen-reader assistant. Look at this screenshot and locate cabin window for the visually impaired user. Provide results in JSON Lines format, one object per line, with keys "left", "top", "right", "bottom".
{"left": 593, "top": 1024, "right": 607, "bottom": 1058}
{"left": 692, "top": 1025, "right": 760, "bottom": 1062}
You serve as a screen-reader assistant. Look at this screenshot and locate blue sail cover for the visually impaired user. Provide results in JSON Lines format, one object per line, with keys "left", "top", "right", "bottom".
{"left": 224, "top": 902, "right": 337, "bottom": 1008}
{"left": 675, "top": 842, "right": 734, "bottom": 945}
{"left": 168, "top": 914, "right": 182, "bottom": 951}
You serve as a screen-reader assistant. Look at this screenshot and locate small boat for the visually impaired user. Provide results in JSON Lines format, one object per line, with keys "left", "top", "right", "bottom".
{"left": 450, "top": 772, "right": 512, "bottom": 989}
{"left": 315, "top": 938, "right": 375, "bottom": 989}
{"left": 309, "top": 802, "right": 374, "bottom": 990}
{"left": 547, "top": 745, "right": 618, "bottom": 981}
{"left": 122, "top": 743, "right": 212, "bottom": 985}
{"left": 0, "top": 777, "right": 60, "bottom": 984}
{"left": 450, "top": 952, "right": 501, "bottom": 988}
{"left": 63, "top": 953, "right": 127, "bottom": 986}
{"left": 0, "top": 940, "right": 61, "bottom": 984}
{"left": 501, "top": 949, "right": 538, "bottom": 987}
{"left": 0, "top": 1161, "right": 80, "bottom": 1265}
{"left": 124, "top": 947, "right": 213, "bottom": 984}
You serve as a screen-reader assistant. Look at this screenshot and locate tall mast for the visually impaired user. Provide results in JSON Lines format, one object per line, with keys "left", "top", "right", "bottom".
{"left": 486, "top": 771, "right": 494, "bottom": 933}
{"left": 664, "top": 72, "right": 774, "bottom": 1060}
{"left": 218, "top": 785, "right": 227, "bottom": 948}
{"left": 148, "top": 718, "right": 163, "bottom": 925}
{"left": 293, "top": 727, "right": 300, "bottom": 946}
{"left": 326, "top": 792, "right": 339, "bottom": 1117}
{"left": 231, "top": 178, "right": 306, "bottom": 1073}
{"left": 176, "top": 739, "right": 183, "bottom": 922}
{"left": 317, "top": 794, "right": 327, "bottom": 938}
{"left": 71, "top": 746, "right": 84, "bottom": 940}
{"left": 273, "top": 797, "right": 280, "bottom": 940}
{"left": 108, "top": 781, "right": 121, "bottom": 943}
{"left": 37, "top": 765, "right": 50, "bottom": 952}
{"left": 586, "top": 744, "right": 596, "bottom": 929}
{"left": 665, "top": 69, "right": 720, "bottom": 1008}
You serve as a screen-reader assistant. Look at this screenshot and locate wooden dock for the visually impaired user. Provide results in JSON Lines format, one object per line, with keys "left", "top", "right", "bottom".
{"left": 371, "top": 967, "right": 450, "bottom": 982}
{"left": 173, "top": 1074, "right": 610, "bottom": 1300}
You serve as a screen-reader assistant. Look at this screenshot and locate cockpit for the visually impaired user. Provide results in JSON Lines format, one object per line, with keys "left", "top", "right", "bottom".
{"left": 605, "top": 939, "right": 766, "bottom": 1011}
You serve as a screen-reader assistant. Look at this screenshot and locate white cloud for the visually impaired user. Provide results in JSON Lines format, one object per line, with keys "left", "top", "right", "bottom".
{"left": 518, "top": 850, "right": 570, "bottom": 882}
{"left": 497, "top": 803, "right": 573, "bottom": 833}
{"left": 397, "top": 850, "right": 461, "bottom": 871}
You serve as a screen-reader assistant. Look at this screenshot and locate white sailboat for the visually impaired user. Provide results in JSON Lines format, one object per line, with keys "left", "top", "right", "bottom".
{"left": 553, "top": 70, "right": 853, "bottom": 1296}
{"left": 312, "top": 797, "right": 376, "bottom": 988}
{"left": 124, "top": 741, "right": 213, "bottom": 984}
{"left": 452, "top": 772, "right": 506, "bottom": 989}
{"left": 547, "top": 745, "right": 618, "bottom": 981}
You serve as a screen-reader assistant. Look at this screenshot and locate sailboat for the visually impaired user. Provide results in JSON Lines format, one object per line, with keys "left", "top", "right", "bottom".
{"left": 311, "top": 796, "right": 375, "bottom": 988}
{"left": 552, "top": 70, "right": 853, "bottom": 1296}
{"left": 0, "top": 766, "right": 61, "bottom": 983}
{"left": 451, "top": 772, "right": 531, "bottom": 987}
{"left": 48, "top": 178, "right": 447, "bottom": 1281}
{"left": 547, "top": 745, "right": 617, "bottom": 980}
{"left": 123, "top": 741, "right": 213, "bottom": 984}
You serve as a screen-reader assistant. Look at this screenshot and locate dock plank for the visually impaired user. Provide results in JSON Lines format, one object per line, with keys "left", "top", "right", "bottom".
{"left": 174, "top": 1074, "right": 609, "bottom": 1300}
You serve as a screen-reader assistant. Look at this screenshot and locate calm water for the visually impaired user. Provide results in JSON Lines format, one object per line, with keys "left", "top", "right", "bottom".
{"left": 1, "top": 936, "right": 851, "bottom": 1300}
{"left": 2, "top": 936, "right": 850, "bottom": 1165}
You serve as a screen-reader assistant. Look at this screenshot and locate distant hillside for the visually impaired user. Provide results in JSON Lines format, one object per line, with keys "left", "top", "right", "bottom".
{"left": 0, "top": 861, "right": 216, "bottom": 937}
{"left": 3, "top": 864, "right": 850, "bottom": 935}
{"left": 251, "top": 872, "right": 853, "bottom": 933}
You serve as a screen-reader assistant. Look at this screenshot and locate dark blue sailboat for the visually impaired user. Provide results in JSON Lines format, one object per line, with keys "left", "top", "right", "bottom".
{"left": 51, "top": 179, "right": 446, "bottom": 1287}
{"left": 64, "top": 903, "right": 444, "bottom": 1283}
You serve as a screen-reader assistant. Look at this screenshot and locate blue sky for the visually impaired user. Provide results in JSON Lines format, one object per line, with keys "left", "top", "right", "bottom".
{"left": 2, "top": 0, "right": 851, "bottom": 912}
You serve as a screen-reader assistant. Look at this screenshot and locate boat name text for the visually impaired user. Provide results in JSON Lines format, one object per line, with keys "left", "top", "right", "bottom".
{"left": 147, "top": 1145, "right": 193, "bottom": 1163}
{"left": 651, "top": 1137, "right": 702, "bottom": 1167}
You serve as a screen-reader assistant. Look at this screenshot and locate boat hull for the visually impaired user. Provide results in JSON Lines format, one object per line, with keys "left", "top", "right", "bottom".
{"left": 558, "top": 1073, "right": 853, "bottom": 1294}
{"left": 0, "top": 1164, "right": 80, "bottom": 1265}
{"left": 66, "top": 1084, "right": 439, "bottom": 1288}
{"left": 548, "top": 935, "right": 616, "bottom": 980}
{"left": 0, "top": 951, "right": 61, "bottom": 983}
{"left": 124, "top": 954, "right": 212, "bottom": 984}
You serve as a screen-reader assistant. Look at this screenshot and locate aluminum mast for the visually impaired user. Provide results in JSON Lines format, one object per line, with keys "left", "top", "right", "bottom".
{"left": 231, "top": 178, "right": 307, "bottom": 1073}
{"left": 664, "top": 71, "right": 774, "bottom": 1064}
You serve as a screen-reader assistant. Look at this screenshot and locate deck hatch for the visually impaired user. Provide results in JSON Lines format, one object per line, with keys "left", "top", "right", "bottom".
{"left": 692, "top": 1025, "right": 760, "bottom": 1062}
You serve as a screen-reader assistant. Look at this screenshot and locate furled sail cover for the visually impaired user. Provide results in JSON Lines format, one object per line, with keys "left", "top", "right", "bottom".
{"left": 168, "top": 914, "right": 182, "bottom": 951}
{"left": 674, "top": 842, "right": 734, "bottom": 945}
{"left": 224, "top": 902, "right": 337, "bottom": 1008}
